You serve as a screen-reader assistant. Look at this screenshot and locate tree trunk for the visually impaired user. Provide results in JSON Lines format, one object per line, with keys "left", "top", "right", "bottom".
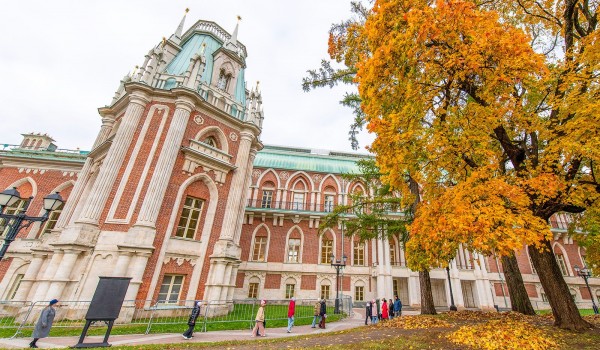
{"left": 528, "top": 240, "right": 592, "bottom": 330}
{"left": 501, "top": 254, "right": 536, "bottom": 315}
{"left": 419, "top": 269, "right": 437, "bottom": 315}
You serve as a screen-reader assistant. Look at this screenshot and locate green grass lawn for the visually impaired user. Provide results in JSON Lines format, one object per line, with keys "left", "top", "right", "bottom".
{"left": 0, "top": 304, "right": 344, "bottom": 338}
{"left": 536, "top": 308, "right": 597, "bottom": 316}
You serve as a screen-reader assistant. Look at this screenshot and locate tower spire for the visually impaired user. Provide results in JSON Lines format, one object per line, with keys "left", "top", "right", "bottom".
{"left": 224, "top": 15, "right": 241, "bottom": 53}
{"left": 170, "top": 8, "right": 189, "bottom": 45}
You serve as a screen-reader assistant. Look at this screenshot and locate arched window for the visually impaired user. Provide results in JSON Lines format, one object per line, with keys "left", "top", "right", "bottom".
{"left": 323, "top": 186, "right": 336, "bottom": 212}
{"left": 251, "top": 228, "right": 268, "bottom": 262}
{"left": 248, "top": 276, "right": 260, "bottom": 299}
{"left": 174, "top": 196, "right": 204, "bottom": 239}
{"left": 290, "top": 179, "right": 307, "bottom": 211}
{"left": 204, "top": 136, "right": 217, "bottom": 148}
{"left": 320, "top": 280, "right": 331, "bottom": 300}
{"left": 320, "top": 233, "right": 333, "bottom": 264}
{"left": 287, "top": 235, "right": 301, "bottom": 263}
{"left": 260, "top": 181, "right": 275, "bottom": 209}
{"left": 285, "top": 278, "right": 296, "bottom": 299}
{"left": 217, "top": 69, "right": 231, "bottom": 91}
{"left": 555, "top": 253, "right": 569, "bottom": 276}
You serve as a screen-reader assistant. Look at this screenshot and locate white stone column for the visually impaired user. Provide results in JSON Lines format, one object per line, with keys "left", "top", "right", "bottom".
{"left": 13, "top": 253, "right": 46, "bottom": 301}
{"left": 114, "top": 252, "right": 133, "bottom": 277}
{"left": 54, "top": 158, "right": 94, "bottom": 229}
{"left": 135, "top": 97, "right": 193, "bottom": 228}
{"left": 45, "top": 250, "right": 81, "bottom": 300}
{"left": 376, "top": 238, "right": 385, "bottom": 298}
{"left": 92, "top": 115, "right": 116, "bottom": 150}
{"left": 77, "top": 92, "right": 150, "bottom": 225}
{"left": 32, "top": 252, "right": 63, "bottom": 302}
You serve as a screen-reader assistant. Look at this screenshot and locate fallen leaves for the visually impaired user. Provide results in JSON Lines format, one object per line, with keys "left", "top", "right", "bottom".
{"left": 377, "top": 315, "right": 452, "bottom": 329}
{"left": 447, "top": 318, "right": 560, "bottom": 350}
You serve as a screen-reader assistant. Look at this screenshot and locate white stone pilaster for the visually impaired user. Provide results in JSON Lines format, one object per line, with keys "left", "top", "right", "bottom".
{"left": 77, "top": 92, "right": 150, "bottom": 225}
{"left": 218, "top": 131, "right": 254, "bottom": 241}
{"left": 45, "top": 250, "right": 81, "bottom": 300}
{"left": 32, "top": 252, "right": 63, "bottom": 302}
{"left": 135, "top": 97, "right": 192, "bottom": 228}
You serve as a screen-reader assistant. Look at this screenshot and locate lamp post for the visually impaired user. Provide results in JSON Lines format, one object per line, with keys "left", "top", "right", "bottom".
{"left": 574, "top": 265, "right": 599, "bottom": 315}
{"left": 330, "top": 253, "right": 347, "bottom": 314}
{"left": 445, "top": 265, "right": 458, "bottom": 311}
{"left": 0, "top": 187, "right": 64, "bottom": 260}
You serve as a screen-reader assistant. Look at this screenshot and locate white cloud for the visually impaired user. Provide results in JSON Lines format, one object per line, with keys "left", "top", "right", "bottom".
{"left": 0, "top": 0, "right": 374, "bottom": 152}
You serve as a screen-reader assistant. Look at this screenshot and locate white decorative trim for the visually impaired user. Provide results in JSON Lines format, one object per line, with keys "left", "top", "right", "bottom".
{"left": 193, "top": 115, "right": 204, "bottom": 125}
{"left": 229, "top": 132, "right": 238, "bottom": 142}
{"left": 280, "top": 171, "right": 289, "bottom": 180}
{"left": 252, "top": 169, "right": 262, "bottom": 178}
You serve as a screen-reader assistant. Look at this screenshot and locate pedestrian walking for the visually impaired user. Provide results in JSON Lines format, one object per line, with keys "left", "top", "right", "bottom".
{"left": 287, "top": 297, "right": 295, "bottom": 333}
{"left": 182, "top": 301, "right": 202, "bottom": 339}
{"left": 365, "top": 301, "right": 371, "bottom": 325}
{"left": 29, "top": 299, "right": 58, "bottom": 348}
{"left": 394, "top": 295, "right": 402, "bottom": 316}
{"left": 370, "top": 299, "right": 378, "bottom": 324}
{"left": 376, "top": 298, "right": 381, "bottom": 320}
{"left": 381, "top": 298, "right": 389, "bottom": 320}
{"left": 388, "top": 298, "right": 394, "bottom": 319}
{"left": 251, "top": 299, "right": 267, "bottom": 337}
{"left": 318, "top": 299, "right": 327, "bottom": 329}
{"left": 311, "top": 299, "right": 320, "bottom": 328}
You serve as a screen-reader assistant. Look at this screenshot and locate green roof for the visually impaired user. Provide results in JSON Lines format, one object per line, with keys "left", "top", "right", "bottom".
{"left": 253, "top": 145, "right": 371, "bottom": 174}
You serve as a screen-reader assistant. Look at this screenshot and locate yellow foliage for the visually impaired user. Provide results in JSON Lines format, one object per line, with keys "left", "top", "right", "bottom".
{"left": 377, "top": 315, "right": 452, "bottom": 329}
{"left": 447, "top": 319, "right": 560, "bottom": 350}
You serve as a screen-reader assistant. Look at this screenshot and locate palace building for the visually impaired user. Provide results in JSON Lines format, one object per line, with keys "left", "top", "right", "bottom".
{"left": 0, "top": 14, "right": 598, "bottom": 311}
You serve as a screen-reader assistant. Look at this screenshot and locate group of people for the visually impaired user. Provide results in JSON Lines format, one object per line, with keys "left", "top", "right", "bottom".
{"left": 365, "top": 295, "right": 402, "bottom": 325}
{"left": 311, "top": 299, "right": 327, "bottom": 329}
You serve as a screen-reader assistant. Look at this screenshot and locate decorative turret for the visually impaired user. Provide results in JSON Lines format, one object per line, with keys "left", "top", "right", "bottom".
{"left": 223, "top": 16, "right": 241, "bottom": 54}
{"left": 19, "top": 133, "right": 57, "bottom": 151}
{"left": 169, "top": 8, "right": 189, "bottom": 45}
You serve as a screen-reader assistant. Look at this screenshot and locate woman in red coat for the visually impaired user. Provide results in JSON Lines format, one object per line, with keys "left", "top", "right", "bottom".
{"left": 381, "top": 298, "right": 389, "bottom": 320}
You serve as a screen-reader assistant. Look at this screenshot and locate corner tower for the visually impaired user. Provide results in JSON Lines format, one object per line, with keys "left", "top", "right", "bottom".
{"left": 20, "top": 11, "right": 264, "bottom": 304}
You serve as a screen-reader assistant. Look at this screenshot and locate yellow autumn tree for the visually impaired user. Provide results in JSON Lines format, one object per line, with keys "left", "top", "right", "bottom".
{"left": 354, "top": 0, "right": 599, "bottom": 330}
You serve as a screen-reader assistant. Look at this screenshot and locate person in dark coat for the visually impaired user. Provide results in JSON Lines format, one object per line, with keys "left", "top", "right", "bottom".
{"left": 318, "top": 299, "right": 327, "bottom": 329}
{"left": 30, "top": 299, "right": 58, "bottom": 348}
{"left": 365, "top": 301, "right": 371, "bottom": 325}
{"left": 182, "top": 301, "right": 202, "bottom": 339}
{"left": 393, "top": 295, "right": 402, "bottom": 317}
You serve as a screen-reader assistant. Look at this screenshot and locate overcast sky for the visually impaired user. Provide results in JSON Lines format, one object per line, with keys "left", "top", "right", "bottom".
{"left": 0, "top": 0, "right": 374, "bottom": 153}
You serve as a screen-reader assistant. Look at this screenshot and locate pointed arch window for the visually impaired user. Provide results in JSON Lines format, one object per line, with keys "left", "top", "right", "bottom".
{"left": 204, "top": 136, "right": 217, "bottom": 148}
{"left": 217, "top": 70, "right": 232, "bottom": 91}
{"left": 320, "top": 234, "right": 333, "bottom": 264}
{"left": 287, "top": 238, "right": 301, "bottom": 263}
{"left": 555, "top": 253, "right": 569, "bottom": 276}
{"left": 175, "top": 196, "right": 204, "bottom": 239}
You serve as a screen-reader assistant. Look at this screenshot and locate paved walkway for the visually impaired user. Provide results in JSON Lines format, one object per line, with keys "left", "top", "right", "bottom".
{"left": 1, "top": 309, "right": 423, "bottom": 349}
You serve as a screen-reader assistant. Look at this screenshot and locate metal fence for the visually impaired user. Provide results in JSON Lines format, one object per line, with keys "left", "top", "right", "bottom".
{"left": 0, "top": 296, "right": 352, "bottom": 338}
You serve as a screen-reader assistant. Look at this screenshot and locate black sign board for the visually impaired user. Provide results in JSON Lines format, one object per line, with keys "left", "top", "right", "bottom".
{"left": 73, "top": 276, "right": 131, "bottom": 348}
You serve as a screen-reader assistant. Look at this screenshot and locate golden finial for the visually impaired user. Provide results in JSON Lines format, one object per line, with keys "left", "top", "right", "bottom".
{"left": 200, "top": 42, "right": 206, "bottom": 54}
{"left": 132, "top": 65, "right": 139, "bottom": 76}
{"left": 237, "top": 15, "right": 242, "bottom": 21}
{"left": 256, "top": 81, "right": 260, "bottom": 89}
{"left": 162, "top": 37, "right": 167, "bottom": 47}
{"left": 185, "top": 8, "right": 190, "bottom": 13}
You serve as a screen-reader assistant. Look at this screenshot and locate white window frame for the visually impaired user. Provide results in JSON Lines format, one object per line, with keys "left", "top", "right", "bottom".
{"left": 158, "top": 274, "right": 184, "bottom": 304}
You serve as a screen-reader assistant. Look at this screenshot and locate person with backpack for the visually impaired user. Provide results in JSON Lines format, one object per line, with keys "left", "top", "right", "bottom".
{"left": 318, "top": 299, "right": 327, "bottom": 329}
{"left": 182, "top": 301, "right": 202, "bottom": 339}
{"left": 311, "top": 299, "right": 321, "bottom": 328}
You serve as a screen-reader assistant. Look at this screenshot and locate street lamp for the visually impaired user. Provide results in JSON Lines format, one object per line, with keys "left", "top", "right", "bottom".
{"left": 446, "top": 265, "right": 458, "bottom": 311}
{"left": 0, "top": 187, "right": 64, "bottom": 260}
{"left": 574, "top": 265, "right": 599, "bottom": 315}
{"left": 330, "top": 253, "right": 347, "bottom": 314}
